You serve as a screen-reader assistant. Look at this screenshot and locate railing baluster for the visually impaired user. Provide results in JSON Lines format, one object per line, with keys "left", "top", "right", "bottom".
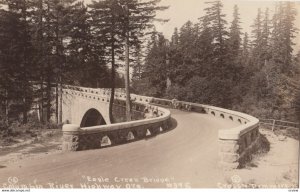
{"left": 272, "top": 119, "right": 275, "bottom": 132}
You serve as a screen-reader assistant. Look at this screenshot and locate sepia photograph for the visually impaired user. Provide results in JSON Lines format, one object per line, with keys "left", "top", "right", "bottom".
{"left": 0, "top": 0, "right": 299, "bottom": 190}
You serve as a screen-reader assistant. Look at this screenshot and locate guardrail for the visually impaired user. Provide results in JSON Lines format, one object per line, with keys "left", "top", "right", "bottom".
{"left": 260, "top": 119, "right": 300, "bottom": 131}
{"left": 150, "top": 98, "right": 260, "bottom": 169}
{"left": 62, "top": 88, "right": 172, "bottom": 151}
{"left": 62, "top": 86, "right": 261, "bottom": 169}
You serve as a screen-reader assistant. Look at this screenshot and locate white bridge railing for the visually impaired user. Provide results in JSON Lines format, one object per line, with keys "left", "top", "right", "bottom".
{"left": 150, "top": 98, "right": 260, "bottom": 169}
{"left": 62, "top": 86, "right": 172, "bottom": 152}
{"left": 62, "top": 85, "right": 262, "bottom": 170}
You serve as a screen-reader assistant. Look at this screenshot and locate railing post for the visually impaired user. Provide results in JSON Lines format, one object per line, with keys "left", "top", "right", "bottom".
{"left": 272, "top": 119, "right": 275, "bottom": 132}
{"left": 62, "top": 124, "right": 81, "bottom": 151}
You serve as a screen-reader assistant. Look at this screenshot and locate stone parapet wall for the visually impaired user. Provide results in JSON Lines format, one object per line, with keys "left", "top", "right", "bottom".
{"left": 62, "top": 118, "right": 171, "bottom": 151}
{"left": 64, "top": 85, "right": 153, "bottom": 104}
{"left": 151, "top": 98, "right": 260, "bottom": 169}
{"left": 62, "top": 87, "right": 171, "bottom": 151}
{"left": 61, "top": 85, "right": 260, "bottom": 169}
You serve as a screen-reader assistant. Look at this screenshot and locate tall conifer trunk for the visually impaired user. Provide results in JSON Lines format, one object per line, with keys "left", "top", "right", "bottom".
{"left": 125, "top": 30, "right": 131, "bottom": 121}
{"left": 109, "top": 14, "right": 116, "bottom": 123}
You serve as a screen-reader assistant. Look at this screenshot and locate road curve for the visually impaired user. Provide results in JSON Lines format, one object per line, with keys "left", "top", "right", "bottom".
{"left": 0, "top": 109, "right": 239, "bottom": 188}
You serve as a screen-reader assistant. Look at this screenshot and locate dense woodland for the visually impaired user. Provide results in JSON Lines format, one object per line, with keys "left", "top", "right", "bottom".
{"left": 133, "top": 1, "right": 300, "bottom": 123}
{"left": 0, "top": 0, "right": 300, "bottom": 132}
{"left": 0, "top": 0, "right": 166, "bottom": 128}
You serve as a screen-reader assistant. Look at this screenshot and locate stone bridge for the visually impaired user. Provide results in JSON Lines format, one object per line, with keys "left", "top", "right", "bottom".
{"left": 60, "top": 85, "right": 154, "bottom": 126}
{"left": 61, "top": 86, "right": 111, "bottom": 126}
{"left": 61, "top": 85, "right": 261, "bottom": 170}
{"left": 0, "top": 85, "right": 263, "bottom": 188}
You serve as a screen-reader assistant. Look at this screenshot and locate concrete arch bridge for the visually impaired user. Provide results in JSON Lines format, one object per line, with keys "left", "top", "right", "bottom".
{"left": 0, "top": 85, "right": 262, "bottom": 188}
{"left": 61, "top": 85, "right": 260, "bottom": 169}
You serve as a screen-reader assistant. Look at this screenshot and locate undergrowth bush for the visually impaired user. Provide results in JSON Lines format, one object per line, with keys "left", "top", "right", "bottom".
{"left": 0, "top": 113, "right": 61, "bottom": 139}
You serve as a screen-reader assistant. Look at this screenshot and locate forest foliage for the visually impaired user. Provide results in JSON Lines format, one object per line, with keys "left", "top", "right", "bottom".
{"left": 133, "top": 1, "right": 300, "bottom": 122}
{"left": 0, "top": 0, "right": 300, "bottom": 131}
{"left": 0, "top": 0, "right": 164, "bottom": 127}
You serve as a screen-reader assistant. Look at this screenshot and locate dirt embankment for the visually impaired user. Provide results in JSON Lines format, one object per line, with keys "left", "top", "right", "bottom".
{"left": 0, "top": 129, "right": 62, "bottom": 167}
{"left": 221, "top": 128, "right": 299, "bottom": 188}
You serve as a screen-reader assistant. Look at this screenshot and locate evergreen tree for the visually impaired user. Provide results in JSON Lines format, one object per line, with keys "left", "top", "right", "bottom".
{"left": 29, "top": 0, "right": 97, "bottom": 123}
{"left": 250, "top": 8, "right": 263, "bottom": 70}
{"left": 201, "top": 0, "right": 229, "bottom": 79}
{"left": 197, "top": 12, "right": 214, "bottom": 77}
{"left": 66, "top": 1, "right": 108, "bottom": 88}
{"left": 131, "top": 43, "right": 144, "bottom": 82}
{"left": 261, "top": 8, "right": 271, "bottom": 65}
{"left": 242, "top": 32, "right": 250, "bottom": 62}
{"left": 267, "top": 2, "right": 299, "bottom": 119}
{"left": 227, "top": 5, "right": 245, "bottom": 105}
{"left": 251, "top": 8, "right": 262, "bottom": 47}
{"left": 228, "top": 5, "right": 242, "bottom": 58}
{"left": 201, "top": 1, "right": 233, "bottom": 107}
{"left": 117, "top": 0, "right": 168, "bottom": 121}
{"left": 203, "top": 1, "right": 228, "bottom": 57}
{"left": 171, "top": 27, "right": 179, "bottom": 46}
{"left": 0, "top": 0, "right": 35, "bottom": 124}
{"left": 175, "top": 21, "right": 198, "bottom": 84}
{"left": 142, "top": 33, "right": 169, "bottom": 97}
{"left": 88, "top": 0, "right": 125, "bottom": 123}
{"left": 293, "top": 51, "right": 300, "bottom": 122}
{"left": 270, "top": 2, "right": 298, "bottom": 74}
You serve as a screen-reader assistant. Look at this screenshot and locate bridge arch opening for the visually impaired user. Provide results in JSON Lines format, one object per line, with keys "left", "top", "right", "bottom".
{"left": 80, "top": 108, "right": 107, "bottom": 127}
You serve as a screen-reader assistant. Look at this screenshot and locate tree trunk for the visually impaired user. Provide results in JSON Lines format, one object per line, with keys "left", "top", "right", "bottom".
{"left": 23, "top": 97, "right": 27, "bottom": 124}
{"left": 46, "top": 1, "right": 51, "bottom": 123}
{"left": 125, "top": 32, "right": 131, "bottom": 121}
{"left": 22, "top": 70, "right": 28, "bottom": 124}
{"left": 59, "top": 76, "right": 62, "bottom": 124}
{"left": 21, "top": 80, "right": 27, "bottom": 124}
{"left": 39, "top": 0, "right": 44, "bottom": 124}
{"left": 46, "top": 75, "right": 51, "bottom": 123}
{"left": 109, "top": 40, "right": 115, "bottom": 123}
{"left": 55, "top": 79, "right": 59, "bottom": 124}
{"left": 40, "top": 78, "right": 44, "bottom": 123}
{"left": 5, "top": 89, "right": 8, "bottom": 126}
{"left": 108, "top": 13, "right": 116, "bottom": 124}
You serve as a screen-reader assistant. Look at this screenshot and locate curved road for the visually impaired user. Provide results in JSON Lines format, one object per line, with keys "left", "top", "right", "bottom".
{"left": 0, "top": 109, "right": 238, "bottom": 188}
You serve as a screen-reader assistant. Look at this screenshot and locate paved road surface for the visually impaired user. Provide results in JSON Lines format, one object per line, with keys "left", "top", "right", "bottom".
{"left": 0, "top": 109, "right": 238, "bottom": 188}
